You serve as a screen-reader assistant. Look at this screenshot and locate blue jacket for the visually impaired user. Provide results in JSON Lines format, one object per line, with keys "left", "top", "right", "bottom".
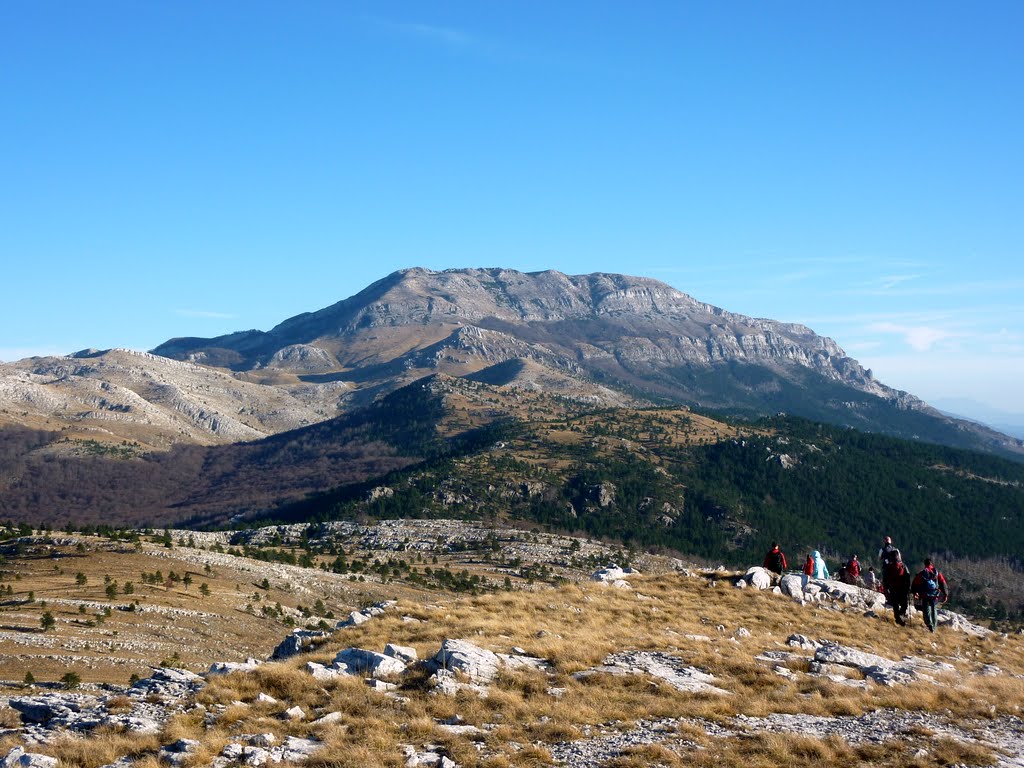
{"left": 811, "top": 550, "right": 830, "bottom": 580}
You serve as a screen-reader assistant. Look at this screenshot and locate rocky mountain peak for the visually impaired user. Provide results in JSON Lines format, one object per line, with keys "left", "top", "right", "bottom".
{"left": 140, "top": 266, "right": 1024, "bottom": 457}
{"left": 2, "top": 267, "right": 1018, "bottom": 458}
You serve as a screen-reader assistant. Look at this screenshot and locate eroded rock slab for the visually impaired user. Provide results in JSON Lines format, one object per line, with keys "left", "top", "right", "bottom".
{"left": 573, "top": 651, "right": 729, "bottom": 695}
{"left": 334, "top": 648, "right": 408, "bottom": 679}
{"left": 812, "top": 643, "right": 956, "bottom": 686}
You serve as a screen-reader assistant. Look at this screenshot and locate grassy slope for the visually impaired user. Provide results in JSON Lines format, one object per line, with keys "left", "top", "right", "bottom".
{"left": 3, "top": 566, "right": 1021, "bottom": 768}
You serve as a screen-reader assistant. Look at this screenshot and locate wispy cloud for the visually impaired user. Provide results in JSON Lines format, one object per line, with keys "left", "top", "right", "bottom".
{"left": 368, "top": 17, "right": 476, "bottom": 49}
{"left": 867, "top": 321, "right": 961, "bottom": 352}
{"left": 398, "top": 22, "right": 473, "bottom": 46}
{"left": 871, "top": 274, "right": 922, "bottom": 291}
{"left": 844, "top": 278, "right": 1024, "bottom": 298}
{"left": 805, "top": 304, "right": 1024, "bottom": 328}
{"left": 175, "top": 309, "right": 236, "bottom": 320}
{"left": 773, "top": 270, "right": 816, "bottom": 285}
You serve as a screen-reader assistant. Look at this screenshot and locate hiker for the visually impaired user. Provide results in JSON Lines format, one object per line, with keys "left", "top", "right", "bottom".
{"left": 882, "top": 553, "right": 911, "bottom": 626}
{"left": 809, "top": 550, "right": 830, "bottom": 580}
{"left": 803, "top": 553, "right": 814, "bottom": 576}
{"left": 862, "top": 566, "right": 878, "bottom": 591}
{"left": 911, "top": 558, "right": 949, "bottom": 632}
{"left": 846, "top": 554, "right": 862, "bottom": 585}
{"left": 762, "top": 543, "right": 787, "bottom": 575}
{"left": 878, "top": 536, "right": 901, "bottom": 570}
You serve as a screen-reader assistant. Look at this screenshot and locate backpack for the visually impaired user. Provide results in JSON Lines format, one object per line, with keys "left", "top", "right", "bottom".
{"left": 881, "top": 545, "right": 901, "bottom": 569}
{"left": 921, "top": 571, "right": 941, "bottom": 599}
{"left": 767, "top": 551, "right": 784, "bottom": 572}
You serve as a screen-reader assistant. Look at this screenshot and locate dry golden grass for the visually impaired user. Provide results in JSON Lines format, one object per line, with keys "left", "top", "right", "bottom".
{"left": 153, "top": 573, "right": 1015, "bottom": 768}
{"left": 676, "top": 731, "right": 999, "bottom": 768}
{"left": 41, "top": 729, "right": 160, "bottom": 768}
{"left": 0, "top": 706, "right": 20, "bottom": 728}
{"left": 0, "top": 535, "right": 384, "bottom": 688}
{"left": 6, "top": 568, "right": 1023, "bottom": 768}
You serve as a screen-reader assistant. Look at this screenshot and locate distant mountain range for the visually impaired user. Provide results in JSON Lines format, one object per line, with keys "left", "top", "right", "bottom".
{"left": 1, "top": 267, "right": 1020, "bottom": 458}
{"left": 932, "top": 397, "right": 1024, "bottom": 440}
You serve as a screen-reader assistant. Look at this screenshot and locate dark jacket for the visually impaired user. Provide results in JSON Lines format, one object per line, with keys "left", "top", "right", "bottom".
{"left": 883, "top": 560, "right": 910, "bottom": 596}
{"left": 763, "top": 547, "right": 787, "bottom": 574}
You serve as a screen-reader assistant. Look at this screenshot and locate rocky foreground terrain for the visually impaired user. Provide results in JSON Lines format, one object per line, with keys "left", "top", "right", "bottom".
{"left": 1, "top": 522, "right": 1023, "bottom": 767}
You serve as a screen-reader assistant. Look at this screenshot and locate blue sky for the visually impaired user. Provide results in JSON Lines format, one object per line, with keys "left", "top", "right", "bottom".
{"left": 2, "top": 2, "right": 1022, "bottom": 418}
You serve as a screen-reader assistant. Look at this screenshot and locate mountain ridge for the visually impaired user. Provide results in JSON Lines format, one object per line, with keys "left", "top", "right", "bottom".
{"left": 1, "top": 267, "right": 1020, "bottom": 459}
{"left": 151, "top": 266, "right": 1020, "bottom": 458}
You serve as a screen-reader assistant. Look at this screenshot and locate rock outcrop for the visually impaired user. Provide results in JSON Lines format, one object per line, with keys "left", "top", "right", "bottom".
{"left": 8, "top": 667, "right": 205, "bottom": 741}
{"left": 573, "top": 651, "right": 729, "bottom": 695}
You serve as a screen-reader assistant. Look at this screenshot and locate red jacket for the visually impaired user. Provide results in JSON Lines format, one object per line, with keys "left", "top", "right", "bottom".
{"left": 763, "top": 547, "right": 787, "bottom": 572}
{"left": 911, "top": 566, "right": 948, "bottom": 601}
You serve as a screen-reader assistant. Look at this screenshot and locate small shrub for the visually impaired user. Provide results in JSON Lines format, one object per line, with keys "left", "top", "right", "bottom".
{"left": 61, "top": 672, "right": 81, "bottom": 689}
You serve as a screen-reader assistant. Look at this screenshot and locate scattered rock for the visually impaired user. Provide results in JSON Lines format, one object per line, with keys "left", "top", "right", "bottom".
{"left": 401, "top": 744, "right": 458, "bottom": 767}
{"left": 304, "top": 662, "right": 344, "bottom": 682}
{"left": 744, "top": 566, "right": 773, "bottom": 590}
{"left": 311, "top": 711, "right": 344, "bottom": 726}
{"left": 1, "top": 747, "right": 58, "bottom": 768}
{"left": 811, "top": 643, "right": 956, "bottom": 687}
{"left": 159, "top": 739, "right": 201, "bottom": 768}
{"left": 209, "top": 658, "right": 262, "bottom": 675}
{"left": 431, "top": 639, "right": 501, "bottom": 684}
{"left": 573, "top": 651, "right": 729, "bottom": 695}
{"left": 337, "top": 601, "right": 398, "bottom": 630}
{"left": 937, "top": 608, "right": 990, "bottom": 636}
{"left": 130, "top": 667, "right": 204, "bottom": 701}
{"left": 385, "top": 643, "right": 419, "bottom": 663}
{"left": 334, "top": 648, "right": 408, "bottom": 679}
{"left": 590, "top": 564, "right": 636, "bottom": 589}
{"left": 271, "top": 630, "right": 331, "bottom": 660}
{"left": 786, "top": 634, "right": 820, "bottom": 650}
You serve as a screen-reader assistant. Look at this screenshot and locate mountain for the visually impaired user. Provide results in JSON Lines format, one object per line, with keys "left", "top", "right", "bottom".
{"left": 3, "top": 268, "right": 1018, "bottom": 458}
{"left": 152, "top": 267, "right": 1022, "bottom": 458}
